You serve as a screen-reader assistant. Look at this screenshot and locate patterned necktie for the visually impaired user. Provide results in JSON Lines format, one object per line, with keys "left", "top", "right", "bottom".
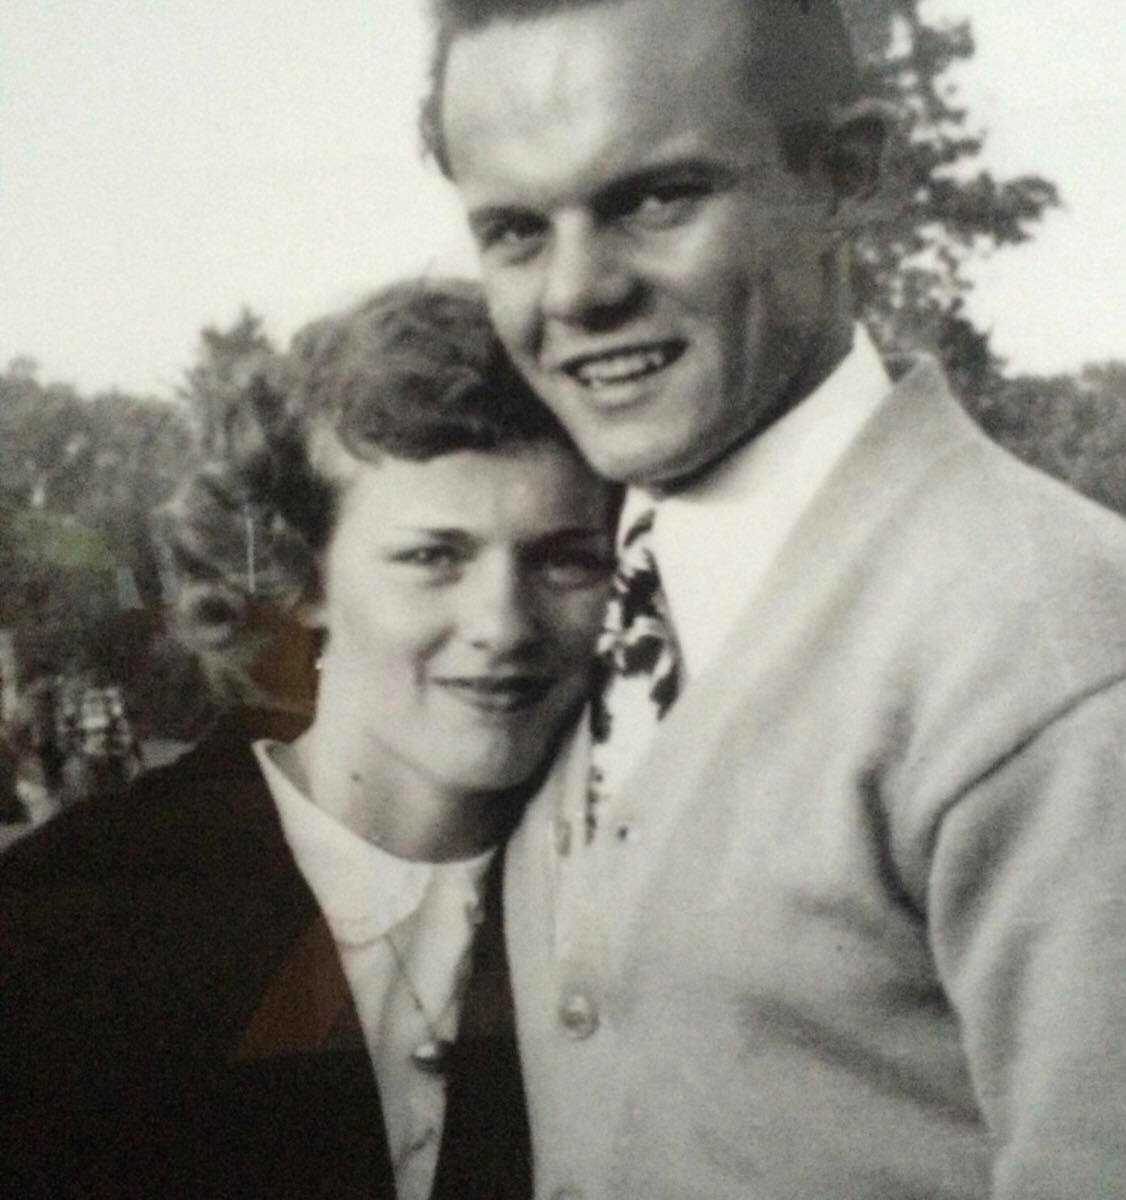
{"left": 586, "top": 508, "right": 680, "bottom": 841}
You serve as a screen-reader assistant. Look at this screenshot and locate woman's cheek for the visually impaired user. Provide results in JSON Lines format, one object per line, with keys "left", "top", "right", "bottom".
{"left": 560, "top": 589, "right": 611, "bottom": 658}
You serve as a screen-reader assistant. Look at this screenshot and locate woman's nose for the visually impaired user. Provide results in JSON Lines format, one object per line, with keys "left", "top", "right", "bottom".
{"left": 463, "top": 559, "right": 540, "bottom": 654}
{"left": 540, "top": 217, "right": 636, "bottom": 327}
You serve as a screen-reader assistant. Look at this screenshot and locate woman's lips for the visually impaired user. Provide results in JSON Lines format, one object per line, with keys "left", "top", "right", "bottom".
{"left": 435, "top": 675, "right": 555, "bottom": 713}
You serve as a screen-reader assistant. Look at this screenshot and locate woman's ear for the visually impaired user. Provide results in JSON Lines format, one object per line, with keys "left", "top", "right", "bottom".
{"left": 816, "top": 99, "right": 897, "bottom": 230}
{"left": 295, "top": 599, "right": 326, "bottom": 630}
{"left": 294, "top": 553, "right": 328, "bottom": 630}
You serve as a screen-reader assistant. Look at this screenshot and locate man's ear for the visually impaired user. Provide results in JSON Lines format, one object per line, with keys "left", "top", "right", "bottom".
{"left": 817, "top": 99, "right": 896, "bottom": 230}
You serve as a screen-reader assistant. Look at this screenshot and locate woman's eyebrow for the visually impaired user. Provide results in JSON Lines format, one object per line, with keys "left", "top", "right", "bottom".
{"left": 527, "top": 526, "right": 612, "bottom": 546}
{"left": 384, "top": 525, "right": 609, "bottom": 545}
{"left": 387, "top": 525, "right": 469, "bottom": 536}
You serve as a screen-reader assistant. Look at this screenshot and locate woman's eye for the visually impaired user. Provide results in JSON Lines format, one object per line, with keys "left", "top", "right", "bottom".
{"left": 390, "top": 546, "right": 461, "bottom": 572}
{"left": 533, "top": 550, "right": 614, "bottom": 590}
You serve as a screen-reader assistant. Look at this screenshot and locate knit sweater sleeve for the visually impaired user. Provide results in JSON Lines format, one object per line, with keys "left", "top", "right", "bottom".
{"left": 927, "top": 676, "right": 1126, "bottom": 1198}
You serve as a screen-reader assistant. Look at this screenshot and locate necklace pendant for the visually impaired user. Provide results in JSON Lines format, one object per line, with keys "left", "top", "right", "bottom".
{"left": 411, "top": 1037, "right": 454, "bottom": 1075}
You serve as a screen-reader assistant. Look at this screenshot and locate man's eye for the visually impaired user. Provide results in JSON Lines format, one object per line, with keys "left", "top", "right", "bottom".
{"left": 627, "top": 182, "right": 710, "bottom": 228}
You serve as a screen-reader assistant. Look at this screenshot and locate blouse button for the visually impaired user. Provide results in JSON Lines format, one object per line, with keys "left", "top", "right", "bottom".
{"left": 558, "top": 991, "right": 599, "bottom": 1039}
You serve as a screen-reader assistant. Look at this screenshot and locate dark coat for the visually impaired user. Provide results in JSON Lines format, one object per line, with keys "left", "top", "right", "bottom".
{"left": 0, "top": 712, "right": 530, "bottom": 1199}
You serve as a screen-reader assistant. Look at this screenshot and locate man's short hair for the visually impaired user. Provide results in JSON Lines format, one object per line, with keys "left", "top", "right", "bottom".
{"left": 421, "top": 0, "right": 864, "bottom": 178}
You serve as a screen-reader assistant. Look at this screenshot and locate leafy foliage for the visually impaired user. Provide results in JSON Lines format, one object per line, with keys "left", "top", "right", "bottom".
{"left": 840, "top": 0, "right": 1060, "bottom": 393}
{"left": 79, "top": 392, "right": 198, "bottom": 600}
{"left": 177, "top": 309, "right": 278, "bottom": 458}
{"left": 0, "top": 371, "right": 91, "bottom": 512}
{"left": 969, "top": 361, "right": 1126, "bottom": 515}
{"left": 0, "top": 361, "right": 195, "bottom": 622}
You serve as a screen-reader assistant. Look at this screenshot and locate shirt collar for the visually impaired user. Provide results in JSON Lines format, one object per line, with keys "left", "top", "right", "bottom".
{"left": 623, "top": 325, "right": 889, "bottom": 679}
{"left": 253, "top": 739, "right": 493, "bottom": 947}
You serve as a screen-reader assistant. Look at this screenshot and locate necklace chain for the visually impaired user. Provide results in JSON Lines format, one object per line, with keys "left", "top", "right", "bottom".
{"left": 385, "top": 930, "right": 462, "bottom": 1038}
{"left": 384, "top": 901, "right": 480, "bottom": 1074}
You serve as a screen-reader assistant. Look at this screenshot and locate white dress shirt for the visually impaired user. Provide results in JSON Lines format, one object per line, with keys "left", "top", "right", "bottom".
{"left": 621, "top": 324, "right": 890, "bottom": 683}
{"left": 253, "top": 740, "right": 493, "bottom": 1200}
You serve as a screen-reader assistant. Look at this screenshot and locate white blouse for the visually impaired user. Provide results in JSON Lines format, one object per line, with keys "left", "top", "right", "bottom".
{"left": 253, "top": 739, "right": 493, "bottom": 1200}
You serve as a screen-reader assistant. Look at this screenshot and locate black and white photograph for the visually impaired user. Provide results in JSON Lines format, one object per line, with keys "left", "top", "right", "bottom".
{"left": 2, "top": 2, "right": 1125, "bottom": 1196}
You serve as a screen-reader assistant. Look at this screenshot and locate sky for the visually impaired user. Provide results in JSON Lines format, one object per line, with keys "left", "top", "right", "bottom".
{"left": 1, "top": 0, "right": 1123, "bottom": 399}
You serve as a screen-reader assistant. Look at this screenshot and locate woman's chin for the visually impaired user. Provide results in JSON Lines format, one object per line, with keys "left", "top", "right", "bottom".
{"left": 445, "top": 761, "right": 540, "bottom": 797}
{"left": 437, "top": 740, "right": 554, "bottom": 798}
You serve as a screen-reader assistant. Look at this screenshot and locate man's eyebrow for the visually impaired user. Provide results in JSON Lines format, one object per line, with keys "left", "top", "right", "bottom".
{"left": 593, "top": 157, "right": 729, "bottom": 197}
{"left": 612, "top": 157, "right": 725, "bottom": 184}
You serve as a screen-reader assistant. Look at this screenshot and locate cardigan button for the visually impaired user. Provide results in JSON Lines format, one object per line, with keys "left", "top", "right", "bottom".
{"left": 558, "top": 991, "right": 599, "bottom": 1039}
{"left": 553, "top": 815, "right": 573, "bottom": 857}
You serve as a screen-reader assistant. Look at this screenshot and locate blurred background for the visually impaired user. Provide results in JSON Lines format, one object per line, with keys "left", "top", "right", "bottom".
{"left": 1, "top": 0, "right": 1123, "bottom": 839}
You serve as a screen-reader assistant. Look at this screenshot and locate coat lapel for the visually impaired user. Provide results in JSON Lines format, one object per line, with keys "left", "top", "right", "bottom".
{"left": 432, "top": 849, "right": 533, "bottom": 1200}
{"left": 236, "top": 912, "right": 366, "bottom": 1061}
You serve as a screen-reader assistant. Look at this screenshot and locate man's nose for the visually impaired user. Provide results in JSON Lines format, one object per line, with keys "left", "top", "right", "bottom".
{"left": 464, "top": 558, "right": 541, "bottom": 655}
{"left": 540, "top": 216, "right": 635, "bottom": 327}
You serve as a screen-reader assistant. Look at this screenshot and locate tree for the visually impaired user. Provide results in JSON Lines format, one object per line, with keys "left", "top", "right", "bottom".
{"left": 839, "top": 0, "right": 1060, "bottom": 394}
{"left": 0, "top": 361, "right": 195, "bottom": 623}
{"left": 79, "top": 390, "right": 197, "bottom": 602}
{"left": 0, "top": 501, "right": 119, "bottom": 631}
{"left": 968, "top": 360, "right": 1126, "bottom": 517}
{"left": 0, "top": 368, "right": 92, "bottom": 511}
{"left": 178, "top": 309, "right": 278, "bottom": 458}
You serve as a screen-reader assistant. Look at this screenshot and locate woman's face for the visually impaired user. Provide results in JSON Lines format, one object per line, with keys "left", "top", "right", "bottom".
{"left": 315, "top": 439, "right": 615, "bottom": 797}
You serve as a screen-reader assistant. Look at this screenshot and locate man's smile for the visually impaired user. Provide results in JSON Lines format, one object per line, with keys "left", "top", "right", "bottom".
{"left": 556, "top": 340, "right": 687, "bottom": 393}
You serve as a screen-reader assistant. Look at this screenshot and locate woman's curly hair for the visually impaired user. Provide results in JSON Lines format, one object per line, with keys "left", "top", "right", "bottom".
{"left": 157, "top": 277, "right": 573, "bottom": 673}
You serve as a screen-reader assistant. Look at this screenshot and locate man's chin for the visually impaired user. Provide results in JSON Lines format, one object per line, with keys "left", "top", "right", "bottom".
{"left": 564, "top": 426, "right": 717, "bottom": 490}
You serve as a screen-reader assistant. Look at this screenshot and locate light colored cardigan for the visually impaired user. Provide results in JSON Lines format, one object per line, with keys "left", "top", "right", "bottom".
{"left": 505, "top": 359, "right": 1126, "bottom": 1199}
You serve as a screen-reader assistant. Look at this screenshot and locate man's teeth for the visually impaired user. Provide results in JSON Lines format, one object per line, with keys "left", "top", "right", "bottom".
{"left": 573, "top": 347, "right": 674, "bottom": 386}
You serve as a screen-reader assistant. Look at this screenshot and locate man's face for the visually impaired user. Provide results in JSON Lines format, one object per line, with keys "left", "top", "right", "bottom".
{"left": 443, "top": 0, "right": 841, "bottom": 488}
